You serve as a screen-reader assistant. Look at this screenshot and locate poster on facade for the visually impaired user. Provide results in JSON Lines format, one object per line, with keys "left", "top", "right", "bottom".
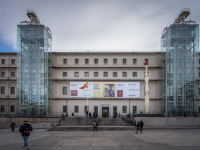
{"left": 70, "top": 82, "right": 140, "bottom": 98}
{"left": 70, "top": 82, "right": 93, "bottom": 97}
{"left": 116, "top": 82, "right": 140, "bottom": 98}
{"left": 93, "top": 82, "right": 117, "bottom": 98}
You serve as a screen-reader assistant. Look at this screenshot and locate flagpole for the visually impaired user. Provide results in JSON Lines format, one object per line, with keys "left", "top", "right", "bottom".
{"left": 87, "top": 81, "right": 88, "bottom": 112}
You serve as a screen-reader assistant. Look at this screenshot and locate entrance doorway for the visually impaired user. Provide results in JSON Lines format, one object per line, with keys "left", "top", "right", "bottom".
{"left": 94, "top": 106, "right": 98, "bottom": 117}
{"left": 102, "top": 107, "right": 109, "bottom": 118}
{"left": 113, "top": 106, "right": 117, "bottom": 118}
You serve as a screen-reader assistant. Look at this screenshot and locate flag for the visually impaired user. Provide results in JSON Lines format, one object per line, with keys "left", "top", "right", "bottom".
{"left": 80, "top": 82, "right": 88, "bottom": 89}
{"left": 144, "top": 61, "right": 148, "bottom": 65}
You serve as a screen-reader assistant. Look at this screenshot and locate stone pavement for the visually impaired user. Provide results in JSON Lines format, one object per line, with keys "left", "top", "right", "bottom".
{"left": 0, "top": 129, "right": 200, "bottom": 150}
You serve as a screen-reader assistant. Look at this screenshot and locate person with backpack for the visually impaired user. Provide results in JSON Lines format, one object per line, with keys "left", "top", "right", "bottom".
{"left": 19, "top": 120, "right": 33, "bottom": 149}
{"left": 10, "top": 122, "right": 16, "bottom": 132}
{"left": 140, "top": 120, "right": 144, "bottom": 131}
{"left": 136, "top": 121, "right": 142, "bottom": 134}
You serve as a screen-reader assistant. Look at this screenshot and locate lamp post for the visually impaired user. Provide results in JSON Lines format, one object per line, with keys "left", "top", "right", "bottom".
{"left": 66, "top": 99, "right": 68, "bottom": 117}
{"left": 129, "top": 99, "right": 130, "bottom": 117}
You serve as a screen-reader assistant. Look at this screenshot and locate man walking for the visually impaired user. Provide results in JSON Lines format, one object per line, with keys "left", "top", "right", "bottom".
{"left": 10, "top": 122, "right": 16, "bottom": 132}
{"left": 19, "top": 120, "right": 33, "bottom": 149}
{"left": 86, "top": 111, "right": 88, "bottom": 117}
{"left": 140, "top": 120, "right": 144, "bottom": 131}
{"left": 136, "top": 121, "right": 142, "bottom": 134}
{"left": 93, "top": 121, "right": 98, "bottom": 131}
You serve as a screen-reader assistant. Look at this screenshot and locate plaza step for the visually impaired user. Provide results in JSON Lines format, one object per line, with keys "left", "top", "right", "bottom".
{"left": 62, "top": 117, "right": 134, "bottom": 126}
{"left": 47, "top": 126, "right": 200, "bottom": 131}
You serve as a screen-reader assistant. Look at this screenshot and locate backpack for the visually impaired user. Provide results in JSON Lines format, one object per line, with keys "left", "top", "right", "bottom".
{"left": 24, "top": 125, "right": 30, "bottom": 134}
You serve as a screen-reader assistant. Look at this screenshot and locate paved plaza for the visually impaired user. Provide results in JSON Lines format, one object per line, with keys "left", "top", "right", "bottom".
{"left": 0, "top": 129, "right": 200, "bottom": 150}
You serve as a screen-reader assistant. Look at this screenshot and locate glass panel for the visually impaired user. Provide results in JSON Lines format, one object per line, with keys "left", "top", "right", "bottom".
{"left": 17, "top": 25, "right": 52, "bottom": 116}
{"left": 161, "top": 24, "right": 199, "bottom": 116}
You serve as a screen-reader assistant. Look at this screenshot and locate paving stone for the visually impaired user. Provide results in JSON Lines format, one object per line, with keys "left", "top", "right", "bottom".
{"left": 0, "top": 129, "right": 200, "bottom": 149}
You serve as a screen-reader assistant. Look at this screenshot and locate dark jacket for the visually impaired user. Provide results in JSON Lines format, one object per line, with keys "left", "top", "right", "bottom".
{"left": 136, "top": 123, "right": 140, "bottom": 130}
{"left": 10, "top": 122, "right": 16, "bottom": 128}
{"left": 19, "top": 122, "right": 33, "bottom": 136}
{"left": 140, "top": 121, "right": 144, "bottom": 127}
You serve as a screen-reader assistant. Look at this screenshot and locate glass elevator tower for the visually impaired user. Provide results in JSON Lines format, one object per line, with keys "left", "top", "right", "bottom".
{"left": 161, "top": 23, "right": 199, "bottom": 116}
{"left": 16, "top": 10, "right": 52, "bottom": 116}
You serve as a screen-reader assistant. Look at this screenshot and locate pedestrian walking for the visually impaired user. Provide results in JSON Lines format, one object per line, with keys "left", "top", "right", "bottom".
{"left": 136, "top": 121, "right": 142, "bottom": 134}
{"left": 140, "top": 120, "right": 144, "bottom": 131}
{"left": 116, "top": 112, "right": 118, "bottom": 118}
{"left": 19, "top": 120, "right": 33, "bottom": 149}
{"left": 10, "top": 122, "right": 16, "bottom": 132}
{"left": 93, "top": 112, "right": 95, "bottom": 118}
{"left": 119, "top": 112, "right": 121, "bottom": 117}
{"left": 86, "top": 111, "right": 88, "bottom": 117}
{"left": 93, "top": 121, "right": 98, "bottom": 131}
{"left": 72, "top": 112, "right": 74, "bottom": 117}
{"left": 89, "top": 112, "right": 91, "bottom": 118}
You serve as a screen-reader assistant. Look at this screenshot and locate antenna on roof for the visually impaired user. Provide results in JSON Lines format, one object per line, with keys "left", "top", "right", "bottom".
{"left": 20, "top": 9, "right": 41, "bottom": 25}
{"left": 174, "top": 8, "right": 195, "bottom": 24}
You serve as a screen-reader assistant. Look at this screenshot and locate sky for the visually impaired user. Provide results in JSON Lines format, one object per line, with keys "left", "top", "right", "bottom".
{"left": 0, "top": 0, "right": 200, "bottom": 52}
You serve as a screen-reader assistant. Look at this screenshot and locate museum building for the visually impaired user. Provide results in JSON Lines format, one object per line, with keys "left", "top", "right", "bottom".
{"left": 0, "top": 8, "right": 199, "bottom": 117}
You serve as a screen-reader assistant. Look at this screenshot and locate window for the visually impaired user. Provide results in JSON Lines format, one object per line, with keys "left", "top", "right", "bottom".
{"left": 11, "top": 59, "right": 15, "bottom": 64}
{"left": 104, "top": 72, "right": 108, "bottom": 77}
{"left": 75, "top": 106, "right": 79, "bottom": 113}
{"left": 199, "top": 88, "right": 200, "bottom": 95}
{"left": 133, "top": 59, "right": 137, "bottom": 64}
{"left": 133, "top": 106, "right": 137, "bottom": 114}
{"left": 10, "top": 106, "right": 15, "bottom": 113}
{"left": 104, "top": 59, "right": 107, "bottom": 64}
{"left": 11, "top": 87, "right": 15, "bottom": 94}
{"left": 122, "top": 106, "right": 127, "bottom": 113}
{"left": 84, "top": 72, "right": 89, "bottom": 77}
{"left": 63, "top": 72, "right": 67, "bottom": 77}
{"left": 145, "top": 59, "right": 148, "bottom": 63}
{"left": 1, "top": 105, "right": 5, "bottom": 113}
{"left": 74, "top": 72, "right": 79, "bottom": 77}
{"left": 63, "top": 59, "right": 67, "bottom": 64}
{"left": 63, "top": 106, "right": 67, "bottom": 112}
{"left": 1, "top": 72, "right": 5, "bottom": 77}
{"left": 1, "top": 87, "right": 5, "bottom": 94}
{"left": 75, "top": 59, "right": 79, "bottom": 64}
{"left": 11, "top": 72, "right": 15, "bottom": 77}
{"left": 63, "top": 87, "right": 67, "bottom": 95}
{"left": 113, "top": 72, "right": 117, "bottom": 77}
{"left": 2, "top": 59, "right": 5, "bottom": 64}
{"left": 94, "top": 59, "right": 98, "bottom": 64}
{"left": 144, "top": 72, "right": 149, "bottom": 77}
{"left": 199, "top": 107, "right": 200, "bottom": 113}
{"left": 85, "top": 59, "right": 89, "bottom": 64}
{"left": 133, "top": 72, "right": 137, "bottom": 77}
{"left": 113, "top": 59, "right": 117, "bottom": 64}
{"left": 41, "top": 58, "right": 44, "bottom": 63}
{"left": 122, "top": 72, "right": 127, "bottom": 77}
{"left": 94, "top": 72, "right": 98, "bottom": 77}
{"left": 123, "top": 59, "right": 126, "bottom": 64}
{"left": 84, "top": 106, "right": 88, "bottom": 113}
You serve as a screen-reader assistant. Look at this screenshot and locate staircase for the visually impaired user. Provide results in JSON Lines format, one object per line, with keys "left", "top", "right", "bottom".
{"left": 62, "top": 117, "right": 133, "bottom": 126}
{"left": 47, "top": 117, "right": 135, "bottom": 131}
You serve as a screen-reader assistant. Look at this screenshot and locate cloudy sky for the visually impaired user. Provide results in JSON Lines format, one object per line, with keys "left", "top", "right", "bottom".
{"left": 0, "top": 0, "right": 199, "bottom": 52}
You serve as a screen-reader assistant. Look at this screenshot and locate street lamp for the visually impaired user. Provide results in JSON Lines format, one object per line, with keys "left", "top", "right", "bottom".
{"left": 66, "top": 99, "right": 68, "bottom": 117}
{"left": 129, "top": 99, "right": 130, "bottom": 117}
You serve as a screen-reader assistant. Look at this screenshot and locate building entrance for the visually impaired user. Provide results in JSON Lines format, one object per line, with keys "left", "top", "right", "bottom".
{"left": 113, "top": 106, "right": 117, "bottom": 118}
{"left": 102, "top": 107, "right": 109, "bottom": 118}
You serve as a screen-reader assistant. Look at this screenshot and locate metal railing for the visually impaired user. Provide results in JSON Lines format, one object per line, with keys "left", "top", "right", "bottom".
{"left": 0, "top": 112, "right": 64, "bottom": 118}
{"left": 167, "top": 112, "right": 200, "bottom": 117}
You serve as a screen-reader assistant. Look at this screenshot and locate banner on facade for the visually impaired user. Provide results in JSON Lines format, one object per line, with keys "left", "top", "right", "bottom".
{"left": 70, "top": 82, "right": 93, "bottom": 97}
{"left": 70, "top": 82, "right": 140, "bottom": 98}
